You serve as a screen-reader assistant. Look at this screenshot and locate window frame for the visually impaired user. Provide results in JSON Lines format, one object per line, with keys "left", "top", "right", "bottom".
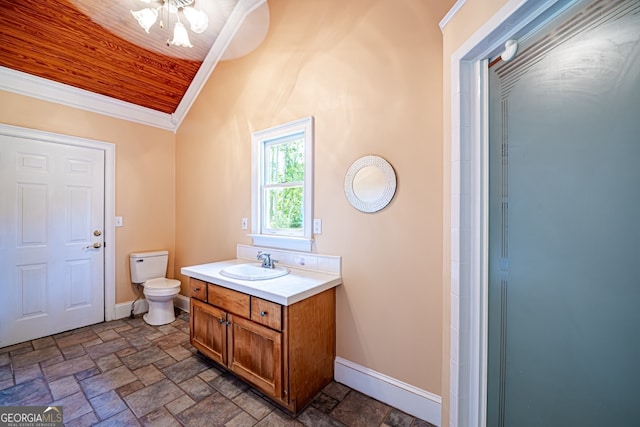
{"left": 250, "top": 116, "right": 314, "bottom": 251}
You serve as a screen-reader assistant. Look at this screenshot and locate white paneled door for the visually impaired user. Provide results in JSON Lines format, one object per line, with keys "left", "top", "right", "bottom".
{"left": 0, "top": 135, "right": 105, "bottom": 347}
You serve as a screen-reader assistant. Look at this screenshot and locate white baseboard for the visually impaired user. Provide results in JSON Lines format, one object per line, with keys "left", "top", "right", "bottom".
{"left": 174, "top": 294, "right": 190, "bottom": 313}
{"left": 334, "top": 357, "right": 441, "bottom": 426}
{"left": 113, "top": 294, "right": 190, "bottom": 320}
{"left": 114, "top": 299, "right": 148, "bottom": 319}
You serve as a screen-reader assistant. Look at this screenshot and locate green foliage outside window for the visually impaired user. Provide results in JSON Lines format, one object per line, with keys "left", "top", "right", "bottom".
{"left": 264, "top": 137, "right": 304, "bottom": 231}
{"left": 266, "top": 187, "right": 303, "bottom": 229}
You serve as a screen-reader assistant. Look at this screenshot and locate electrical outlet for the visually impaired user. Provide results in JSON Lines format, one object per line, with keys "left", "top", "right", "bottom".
{"left": 241, "top": 218, "right": 248, "bottom": 230}
{"left": 313, "top": 218, "right": 322, "bottom": 234}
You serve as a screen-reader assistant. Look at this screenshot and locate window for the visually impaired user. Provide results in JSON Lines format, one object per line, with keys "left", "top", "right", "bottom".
{"left": 251, "top": 117, "right": 314, "bottom": 251}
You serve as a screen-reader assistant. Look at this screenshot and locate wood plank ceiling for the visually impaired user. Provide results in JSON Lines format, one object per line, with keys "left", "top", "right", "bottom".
{"left": 0, "top": 0, "right": 238, "bottom": 114}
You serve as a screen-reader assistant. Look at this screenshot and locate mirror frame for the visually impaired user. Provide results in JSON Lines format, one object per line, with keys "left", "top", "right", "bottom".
{"left": 344, "top": 155, "right": 396, "bottom": 213}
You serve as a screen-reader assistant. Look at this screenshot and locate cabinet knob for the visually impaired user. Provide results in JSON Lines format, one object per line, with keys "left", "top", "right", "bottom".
{"left": 260, "top": 311, "right": 267, "bottom": 317}
{"left": 219, "top": 318, "right": 225, "bottom": 324}
{"left": 193, "top": 287, "right": 200, "bottom": 292}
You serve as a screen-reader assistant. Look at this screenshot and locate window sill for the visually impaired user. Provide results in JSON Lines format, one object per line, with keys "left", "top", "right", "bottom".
{"left": 249, "top": 234, "right": 314, "bottom": 252}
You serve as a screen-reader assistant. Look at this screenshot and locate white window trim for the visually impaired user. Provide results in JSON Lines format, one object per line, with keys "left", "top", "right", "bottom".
{"left": 250, "top": 116, "right": 314, "bottom": 252}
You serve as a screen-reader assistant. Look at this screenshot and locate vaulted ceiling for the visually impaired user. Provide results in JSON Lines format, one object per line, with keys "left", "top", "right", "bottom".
{"left": 0, "top": 0, "right": 269, "bottom": 128}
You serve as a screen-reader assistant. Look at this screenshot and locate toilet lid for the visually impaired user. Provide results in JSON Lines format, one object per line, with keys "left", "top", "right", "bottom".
{"left": 145, "top": 278, "right": 181, "bottom": 289}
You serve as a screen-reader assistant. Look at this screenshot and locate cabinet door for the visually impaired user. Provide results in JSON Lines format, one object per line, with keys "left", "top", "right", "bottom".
{"left": 190, "top": 299, "right": 227, "bottom": 365}
{"left": 228, "top": 314, "right": 283, "bottom": 399}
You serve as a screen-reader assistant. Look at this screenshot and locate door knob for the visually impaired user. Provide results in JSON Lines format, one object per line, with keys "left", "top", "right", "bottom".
{"left": 85, "top": 242, "right": 102, "bottom": 249}
{"left": 93, "top": 230, "right": 102, "bottom": 236}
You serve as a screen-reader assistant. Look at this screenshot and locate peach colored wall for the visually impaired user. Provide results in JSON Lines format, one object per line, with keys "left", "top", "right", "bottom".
{"left": 440, "top": 0, "right": 511, "bottom": 425}
{"left": 0, "top": 90, "right": 177, "bottom": 305}
{"left": 176, "top": 0, "right": 454, "bottom": 396}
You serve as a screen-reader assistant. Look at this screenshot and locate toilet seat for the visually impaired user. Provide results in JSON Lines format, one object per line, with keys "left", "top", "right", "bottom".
{"left": 144, "top": 278, "right": 181, "bottom": 290}
{"left": 143, "top": 278, "right": 180, "bottom": 298}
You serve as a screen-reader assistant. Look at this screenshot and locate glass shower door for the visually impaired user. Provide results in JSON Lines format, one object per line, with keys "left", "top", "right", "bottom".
{"left": 487, "top": 1, "right": 640, "bottom": 426}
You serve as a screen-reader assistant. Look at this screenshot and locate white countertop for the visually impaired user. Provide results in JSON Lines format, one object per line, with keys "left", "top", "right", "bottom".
{"left": 181, "top": 259, "right": 342, "bottom": 306}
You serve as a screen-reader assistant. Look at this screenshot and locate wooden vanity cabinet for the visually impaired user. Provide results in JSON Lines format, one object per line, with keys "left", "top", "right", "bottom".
{"left": 188, "top": 278, "right": 336, "bottom": 413}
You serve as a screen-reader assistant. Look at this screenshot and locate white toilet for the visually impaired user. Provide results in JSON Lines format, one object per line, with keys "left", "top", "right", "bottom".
{"left": 130, "top": 250, "right": 181, "bottom": 326}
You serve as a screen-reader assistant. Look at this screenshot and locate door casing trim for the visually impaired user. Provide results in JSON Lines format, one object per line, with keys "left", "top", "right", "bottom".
{"left": 0, "top": 123, "right": 116, "bottom": 323}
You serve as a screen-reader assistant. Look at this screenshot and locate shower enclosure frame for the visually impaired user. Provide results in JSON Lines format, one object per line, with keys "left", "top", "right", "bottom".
{"left": 447, "top": 0, "right": 578, "bottom": 426}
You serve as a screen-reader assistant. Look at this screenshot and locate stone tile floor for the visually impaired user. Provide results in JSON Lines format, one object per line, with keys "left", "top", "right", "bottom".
{"left": 0, "top": 312, "right": 435, "bottom": 427}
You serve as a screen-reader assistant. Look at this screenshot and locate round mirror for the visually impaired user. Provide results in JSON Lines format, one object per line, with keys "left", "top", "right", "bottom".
{"left": 353, "top": 166, "right": 386, "bottom": 203}
{"left": 344, "top": 155, "right": 396, "bottom": 212}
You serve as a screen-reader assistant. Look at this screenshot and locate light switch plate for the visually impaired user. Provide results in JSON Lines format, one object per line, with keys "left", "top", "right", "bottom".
{"left": 115, "top": 216, "right": 123, "bottom": 227}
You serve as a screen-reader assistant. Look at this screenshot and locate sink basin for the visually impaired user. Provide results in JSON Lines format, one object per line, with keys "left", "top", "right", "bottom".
{"left": 220, "top": 263, "right": 290, "bottom": 281}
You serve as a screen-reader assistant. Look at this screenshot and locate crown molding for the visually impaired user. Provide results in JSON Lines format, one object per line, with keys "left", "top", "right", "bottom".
{"left": 0, "top": 0, "right": 268, "bottom": 133}
{"left": 440, "top": 0, "right": 467, "bottom": 31}
{"left": 0, "top": 66, "right": 177, "bottom": 131}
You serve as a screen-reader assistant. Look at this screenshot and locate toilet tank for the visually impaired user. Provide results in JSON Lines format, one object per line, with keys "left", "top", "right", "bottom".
{"left": 130, "top": 250, "right": 169, "bottom": 283}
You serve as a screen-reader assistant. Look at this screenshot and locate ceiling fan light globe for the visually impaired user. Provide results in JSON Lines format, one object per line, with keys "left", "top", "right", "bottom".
{"left": 130, "top": 8, "right": 158, "bottom": 33}
{"left": 183, "top": 7, "right": 208, "bottom": 33}
{"left": 171, "top": 22, "right": 193, "bottom": 47}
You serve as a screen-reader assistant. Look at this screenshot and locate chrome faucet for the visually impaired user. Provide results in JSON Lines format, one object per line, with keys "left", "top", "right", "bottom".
{"left": 257, "top": 251, "right": 278, "bottom": 269}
